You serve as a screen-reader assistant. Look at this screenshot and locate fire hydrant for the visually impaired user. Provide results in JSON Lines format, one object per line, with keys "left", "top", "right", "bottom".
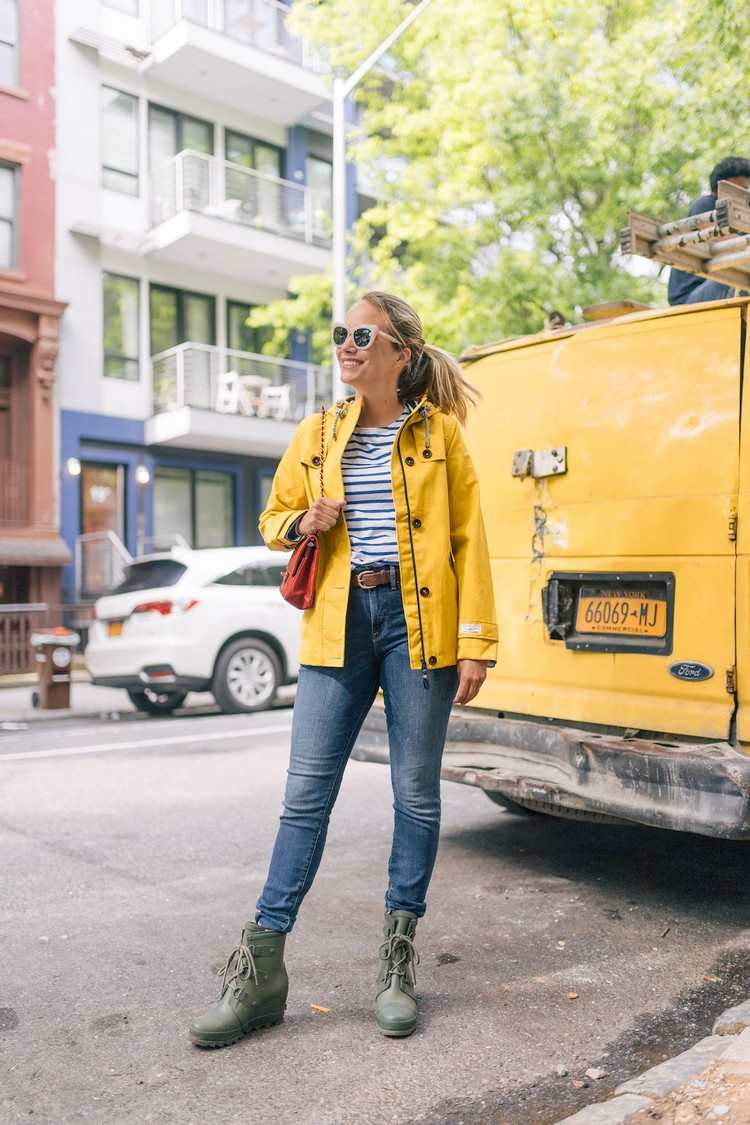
{"left": 30, "top": 627, "right": 80, "bottom": 710}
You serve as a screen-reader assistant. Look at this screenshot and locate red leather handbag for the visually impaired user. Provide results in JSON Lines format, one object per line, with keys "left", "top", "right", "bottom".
{"left": 280, "top": 405, "right": 326, "bottom": 610}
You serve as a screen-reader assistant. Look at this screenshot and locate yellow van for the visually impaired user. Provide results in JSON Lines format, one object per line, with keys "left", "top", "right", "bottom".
{"left": 354, "top": 297, "right": 750, "bottom": 839}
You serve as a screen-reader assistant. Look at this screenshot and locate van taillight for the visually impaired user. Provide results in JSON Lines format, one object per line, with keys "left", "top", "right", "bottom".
{"left": 131, "top": 599, "right": 198, "bottom": 616}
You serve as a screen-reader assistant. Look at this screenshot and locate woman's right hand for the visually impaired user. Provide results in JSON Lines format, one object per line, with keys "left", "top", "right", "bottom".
{"left": 299, "top": 499, "right": 346, "bottom": 536}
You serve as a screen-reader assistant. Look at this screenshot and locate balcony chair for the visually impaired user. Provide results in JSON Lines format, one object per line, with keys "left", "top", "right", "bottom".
{"left": 215, "top": 370, "right": 241, "bottom": 414}
{"left": 256, "top": 383, "right": 292, "bottom": 421}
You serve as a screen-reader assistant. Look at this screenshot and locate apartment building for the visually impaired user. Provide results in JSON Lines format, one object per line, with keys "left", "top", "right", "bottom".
{"left": 0, "top": 0, "right": 69, "bottom": 625}
{"left": 56, "top": 0, "right": 356, "bottom": 601}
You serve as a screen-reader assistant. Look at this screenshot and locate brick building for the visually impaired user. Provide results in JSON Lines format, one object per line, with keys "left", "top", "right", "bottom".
{"left": 0, "top": 0, "right": 68, "bottom": 665}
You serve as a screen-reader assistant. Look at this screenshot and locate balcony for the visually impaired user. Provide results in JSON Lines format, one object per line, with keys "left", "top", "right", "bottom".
{"left": 146, "top": 0, "right": 329, "bottom": 123}
{"left": 146, "top": 342, "right": 330, "bottom": 457}
{"left": 143, "top": 150, "right": 331, "bottom": 284}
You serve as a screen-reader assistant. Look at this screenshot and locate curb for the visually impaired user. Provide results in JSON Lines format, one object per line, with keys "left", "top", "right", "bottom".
{"left": 555, "top": 1000, "right": 750, "bottom": 1123}
{"left": 0, "top": 707, "right": 121, "bottom": 726}
{"left": 0, "top": 670, "right": 91, "bottom": 690}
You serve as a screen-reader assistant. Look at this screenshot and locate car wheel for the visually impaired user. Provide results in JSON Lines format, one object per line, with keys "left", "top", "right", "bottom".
{"left": 213, "top": 637, "right": 281, "bottom": 714}
{"left": 126, "top": 687, "right": 188, "bottom": 716}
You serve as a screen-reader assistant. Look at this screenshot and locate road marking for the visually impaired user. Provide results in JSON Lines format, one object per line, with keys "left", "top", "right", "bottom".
{"left": 0, "top": 723, "right": 293, "bottom": 763}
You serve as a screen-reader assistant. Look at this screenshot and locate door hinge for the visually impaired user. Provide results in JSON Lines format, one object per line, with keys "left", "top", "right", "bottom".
{"left": 726, "top": 666, "right": 737, "bottom": 694}
{"left": 729, "top": 508, "right": 738, "bottom": 541}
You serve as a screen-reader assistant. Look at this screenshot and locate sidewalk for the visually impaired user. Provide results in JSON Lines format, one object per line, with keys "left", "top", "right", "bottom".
{"left": 0, "top": 676, "right": 218, "bottom": 724}
{"left": 0, "top": 679, "right": 142, "bottom": 724}
{"left": 558, "top": 1001, "right": 750, "bottom": 1123}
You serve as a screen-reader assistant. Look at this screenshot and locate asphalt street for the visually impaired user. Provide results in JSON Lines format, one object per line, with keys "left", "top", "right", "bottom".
{"left": 3, "top": 704, "right": 750, "bottom": 1125}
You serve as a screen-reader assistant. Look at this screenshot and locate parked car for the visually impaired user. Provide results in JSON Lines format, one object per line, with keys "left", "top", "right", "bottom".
{"left": 86, "top": 546, "right": 298, "bottom": 715}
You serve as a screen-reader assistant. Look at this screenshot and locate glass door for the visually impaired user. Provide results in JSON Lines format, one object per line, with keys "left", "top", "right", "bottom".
{"left": 306, "top": 155, "right": 332, "bottom": 243}
{"left": 153, "top": 467, "right": 192, "bottom": 548}
{"left": 80, "top": 463, "right": 127, "bottom": 597}
{"left": 225, "top": 130, "right": 282, "bottom": 231}
{"left": 149, "top": 105, "right": 214, "bottom": 218}
{"left": 150, "top": 286, "right": 216, "bottom": 408}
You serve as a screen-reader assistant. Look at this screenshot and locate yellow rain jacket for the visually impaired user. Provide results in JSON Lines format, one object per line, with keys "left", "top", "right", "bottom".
{"left": 259, "top": 392, "right": 498, "bottom": 672}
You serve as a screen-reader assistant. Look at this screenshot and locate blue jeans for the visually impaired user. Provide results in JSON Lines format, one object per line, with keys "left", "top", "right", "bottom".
{"left": 255, "top": 566, "right": 459, "bottom": 933}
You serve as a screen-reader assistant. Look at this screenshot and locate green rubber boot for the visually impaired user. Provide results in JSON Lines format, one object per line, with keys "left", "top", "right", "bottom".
{"left": 189, "top": 921, "right": 288, "bottom": 1048}
{"left": 375, "top": 910, "right": 420, "bottom": 1038}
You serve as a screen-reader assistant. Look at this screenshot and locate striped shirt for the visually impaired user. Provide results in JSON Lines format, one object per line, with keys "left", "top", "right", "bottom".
{"left": 342, "top": 399, "right": 416, "bottom": 566}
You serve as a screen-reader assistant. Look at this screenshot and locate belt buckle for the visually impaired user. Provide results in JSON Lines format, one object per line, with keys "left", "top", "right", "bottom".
{"left": 355, "top": 570, "right": 376, "bottom": 588}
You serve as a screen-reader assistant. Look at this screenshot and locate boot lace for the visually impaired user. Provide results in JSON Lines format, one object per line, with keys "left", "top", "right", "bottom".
{"left": 379, "top": 932, "right": 420, "bottom": 987}
{"left": 216, "top": 939, "right": 258, "bottom": 999}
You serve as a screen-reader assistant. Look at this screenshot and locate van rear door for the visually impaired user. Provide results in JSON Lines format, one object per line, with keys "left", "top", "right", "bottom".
{"left": 463, "top": 303, "right": 741, "bottom": 740}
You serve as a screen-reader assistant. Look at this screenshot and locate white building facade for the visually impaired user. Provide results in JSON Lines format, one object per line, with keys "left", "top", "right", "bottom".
{"left": 55, "top": 0, "right": 355, "bottom": 601}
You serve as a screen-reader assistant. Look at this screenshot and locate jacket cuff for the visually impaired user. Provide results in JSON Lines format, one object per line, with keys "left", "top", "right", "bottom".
{"left": 457, "top": 635, "right": 498, "bottom": 663}
{"left": 284, "top": 515, "right": 305, "bottom": 543}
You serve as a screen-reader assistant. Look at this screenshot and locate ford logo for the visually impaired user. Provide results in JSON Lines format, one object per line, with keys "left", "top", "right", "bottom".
{"left": 669, "top": 661, "right": 713, "bottom": 682}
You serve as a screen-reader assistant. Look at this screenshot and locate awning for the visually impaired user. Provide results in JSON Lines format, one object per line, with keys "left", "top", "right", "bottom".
{"left": 0, "top": 536, "right": 72, "bottom": 567}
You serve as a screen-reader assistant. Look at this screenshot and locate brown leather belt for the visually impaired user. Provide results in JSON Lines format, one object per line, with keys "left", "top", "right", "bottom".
{"left": 351, "top": 567, "right": 399, "bottom": 589}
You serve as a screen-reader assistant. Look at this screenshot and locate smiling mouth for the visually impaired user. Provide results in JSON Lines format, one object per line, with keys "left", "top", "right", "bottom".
{"left": 340, "top": 358, "right": 364, "bottom": 369}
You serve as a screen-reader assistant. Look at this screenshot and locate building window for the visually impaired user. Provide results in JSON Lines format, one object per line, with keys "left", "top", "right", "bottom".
{"left": 149, "top": 285, "right": 215, "bottom": 355}
{"left": 103, "top": 273, "right": 140, "bottom": 381}
{"left": 148, "top": 104, "right": 213, "bottom": 173}
{"left": 101, "top": 86, "right": 139, "bottom": 195}
{"left": 227, "top": 300, "right": 272, "bottom": 356}
{"left": 153, "top": 467, "right": 234, "bottom": 549}
{"left": 0, "top": 163, "right": 16, "bottom": 269}
{"left": 0, "top": 0, "right": 19, "bottom": 87}
{"left": 103, "top": 0, "right": 139, "bottom": 13}
{"left": 225, "top": 130, "right": 282, "bottom": 177}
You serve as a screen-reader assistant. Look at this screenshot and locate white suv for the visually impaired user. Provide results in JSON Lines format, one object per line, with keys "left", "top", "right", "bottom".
{"left": 86, "top": 546, "right": 298, "bottom": 715}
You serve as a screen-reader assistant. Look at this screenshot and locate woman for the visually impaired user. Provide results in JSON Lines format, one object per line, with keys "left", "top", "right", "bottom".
{"left": 190, "top": 291, "right": 498, "bottom": 1047}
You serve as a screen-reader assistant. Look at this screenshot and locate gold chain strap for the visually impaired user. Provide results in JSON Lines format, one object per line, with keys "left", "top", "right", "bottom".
{"left": 319, "top": 404, "right": 326, "bottom": 499}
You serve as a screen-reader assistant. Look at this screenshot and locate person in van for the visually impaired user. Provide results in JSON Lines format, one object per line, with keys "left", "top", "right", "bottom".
{"left": 668, "top": 155, "right": 750, "bottom": 306}
{"left": 189, "top": 291, "right": 498, "bottom": 1047}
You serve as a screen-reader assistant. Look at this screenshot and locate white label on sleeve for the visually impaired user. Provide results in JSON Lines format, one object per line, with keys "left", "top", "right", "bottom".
{"left": 459, "top": 623, "right": 482, "bottom": 635}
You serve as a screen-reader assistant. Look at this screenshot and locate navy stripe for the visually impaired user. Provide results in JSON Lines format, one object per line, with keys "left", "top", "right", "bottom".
{"left": 342, "top": 399, "right": 416, "bottom": 566}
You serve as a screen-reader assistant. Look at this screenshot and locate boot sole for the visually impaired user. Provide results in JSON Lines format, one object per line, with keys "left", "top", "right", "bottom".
{"left": 189, "top": 1011, "right": 284, "bottom": 1048}
{"left": 376, "top": 1020, "right": 417, "bottom": 1038}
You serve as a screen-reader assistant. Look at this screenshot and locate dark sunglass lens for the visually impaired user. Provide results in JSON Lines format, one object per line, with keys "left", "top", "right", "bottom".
{"left": 352, "top": 327, "right": 373, "bottom": 348}
{"left": 332, "top": 326, "right": 348, "bottom": 346}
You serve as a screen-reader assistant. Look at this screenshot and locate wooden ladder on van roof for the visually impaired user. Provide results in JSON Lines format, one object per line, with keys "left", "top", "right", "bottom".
{"left": 621, "top": 180, "right": 750, "bottom": 288}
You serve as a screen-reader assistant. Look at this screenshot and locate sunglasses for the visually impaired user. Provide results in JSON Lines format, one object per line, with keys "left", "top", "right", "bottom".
{"left": 332, "top": 323, "right": 402, "bottom": 350}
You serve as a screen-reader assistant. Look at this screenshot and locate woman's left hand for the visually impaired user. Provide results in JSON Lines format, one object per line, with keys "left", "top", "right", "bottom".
{"left": 453, "top": 659, "right": 489, "bottom": 705}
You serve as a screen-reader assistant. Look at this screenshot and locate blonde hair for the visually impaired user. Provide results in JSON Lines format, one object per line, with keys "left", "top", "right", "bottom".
{"left": 360, "top": 290, "right": 479, "bottom": 424}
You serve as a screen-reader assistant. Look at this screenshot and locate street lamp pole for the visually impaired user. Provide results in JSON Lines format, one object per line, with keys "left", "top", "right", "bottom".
{"left": 331, "top": 0, "right": 437, "bottom": 399}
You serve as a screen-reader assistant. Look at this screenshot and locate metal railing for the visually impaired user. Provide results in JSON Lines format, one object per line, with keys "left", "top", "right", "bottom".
{"left": 136, "top": 532, "right": 191, "bottom": 557}
{"left": 0, "top": 459, "right": 28, "bottom": 525}
{"left": 75, "top": 531, "right": 132, "bottom": 602}
{"left": 150, "top": 150, "right": 332, "bottom": 247}
{"left": 0, "top": 604, "right": 49, "bottom": 675}
{"left": 151, "top": 342, "right": 329, "bottom": 421}
{"left": 150, "top": 0, "right": 329, "bottom": 74}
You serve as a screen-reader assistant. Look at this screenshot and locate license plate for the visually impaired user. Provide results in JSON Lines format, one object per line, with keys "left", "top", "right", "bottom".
{"left": 107, "top": 621, "right": 123, "bottom": 637}
{"left": 575, "top": 590, "right": 667, "bottom": 637}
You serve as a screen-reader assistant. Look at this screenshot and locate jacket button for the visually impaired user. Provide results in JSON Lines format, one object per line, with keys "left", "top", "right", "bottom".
{"left": 419, "top": 586, "right": 430, "bottom": 597}
{"left": 405, "top": 456, "right": 414, "bottom": 466}
{"left": 422, "top": 449, "right": 432, "bottom": 459}
{"left": 312, "top": 455, "right": 321, "bottom": 465}
{"left": 412, "top": 518, "right": 422, "bottom": 528}
{"left": 428, "top": 656, "right": 437, "bottom": 666}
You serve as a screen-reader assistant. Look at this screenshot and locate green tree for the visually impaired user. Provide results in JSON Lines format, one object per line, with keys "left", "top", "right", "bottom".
{"left": 250, "top": 0, "right": 750, "bottom": 360}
